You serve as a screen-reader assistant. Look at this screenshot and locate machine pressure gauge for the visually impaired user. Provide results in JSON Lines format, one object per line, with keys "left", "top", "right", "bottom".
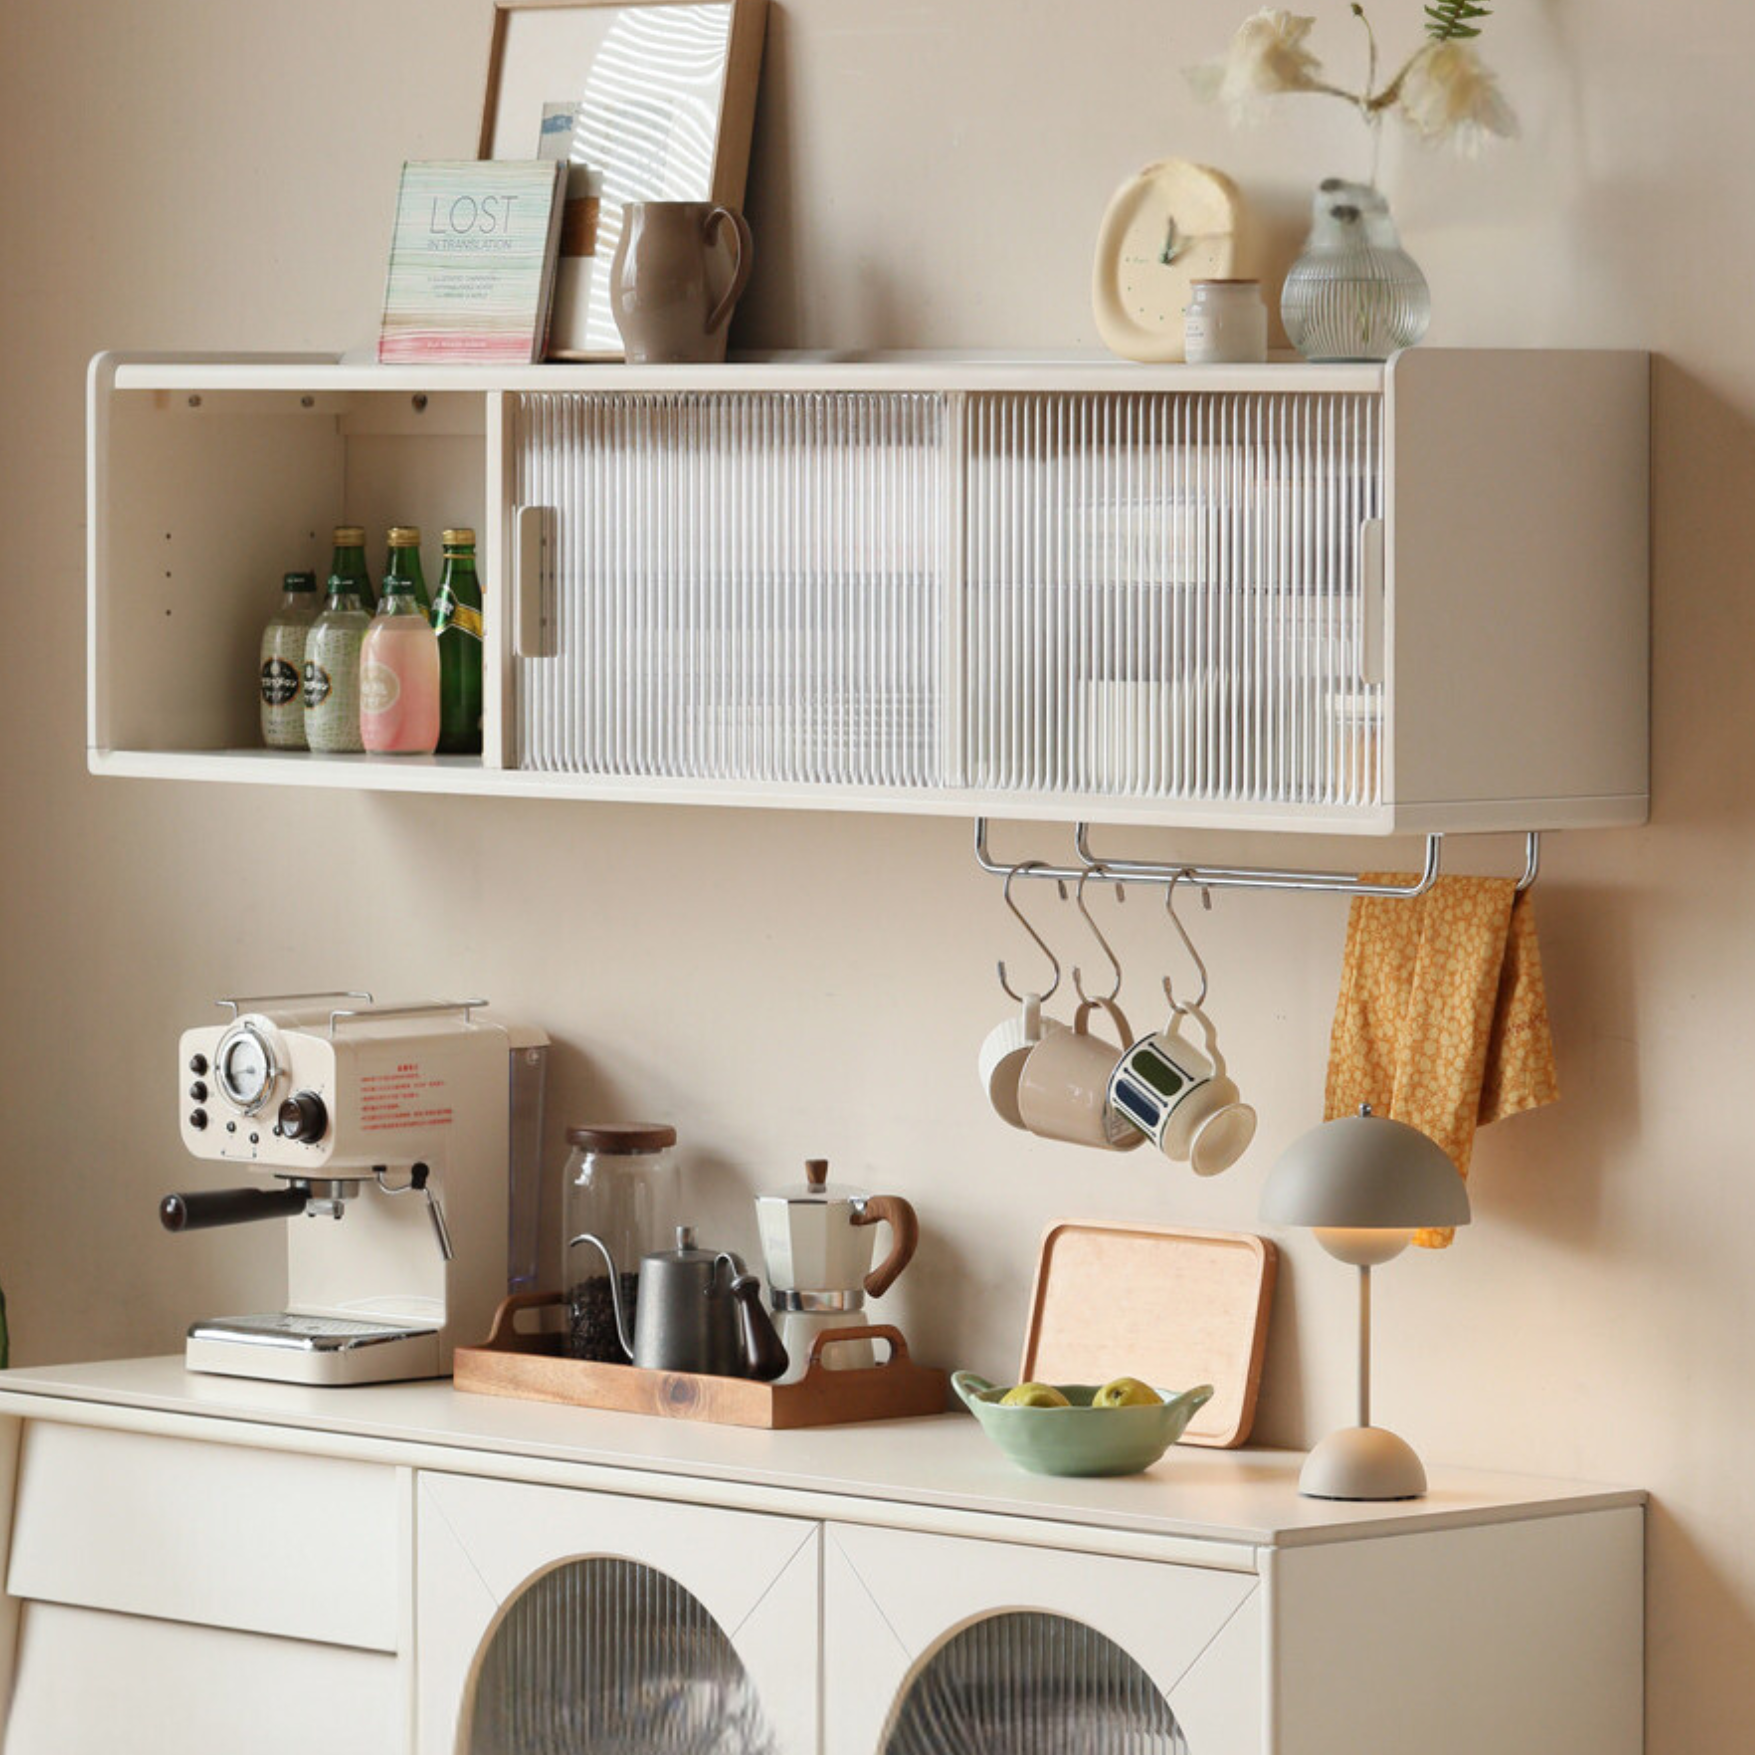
{"left": 214, "top": 1017, "right": 283, "bottom": 1115}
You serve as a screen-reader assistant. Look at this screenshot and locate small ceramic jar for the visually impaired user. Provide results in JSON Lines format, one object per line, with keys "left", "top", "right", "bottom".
{"left": 1184, "top": 279, "right": 1268, "bottom": 365}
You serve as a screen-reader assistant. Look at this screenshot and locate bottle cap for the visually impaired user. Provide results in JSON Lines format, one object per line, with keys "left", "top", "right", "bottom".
{"left": 325, "top": 573, "right": 359, "bottom": 595}
{"left": 387, "top": 526, "right": 421, "bottom": 548}
{"left": 442, "top": 528, "right": 476, "bottom": 547}
{"left": 332, "top": 525, "right": 367, "bottom": 545}
{"left": 283, "top": 571, "right": 317, "bottom": 591}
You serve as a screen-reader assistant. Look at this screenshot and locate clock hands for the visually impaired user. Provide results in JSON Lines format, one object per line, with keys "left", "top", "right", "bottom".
{"left": 1157, "top": 219, "right": 1230, "bottom": 268}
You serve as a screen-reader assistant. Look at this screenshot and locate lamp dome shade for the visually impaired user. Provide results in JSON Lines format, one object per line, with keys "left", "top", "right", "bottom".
{"left": 1260, "top": 1111, "right": 1471, "bottom": 1231}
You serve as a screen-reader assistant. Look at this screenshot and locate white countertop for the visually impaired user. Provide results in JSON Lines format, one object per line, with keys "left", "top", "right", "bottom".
{"left": 0, "top": 1357, "right": 1642, "bottom": 1552}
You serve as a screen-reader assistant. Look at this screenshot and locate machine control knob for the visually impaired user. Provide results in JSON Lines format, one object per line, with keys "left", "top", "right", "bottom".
{"left": 188, "top": 1109, "right": 208, "bottom": 1131}
{"left": 189, "top": 1080, "right": 208, "bottom": 1103}
{"left": 189, "top": 1053, "right": 209, "bottom": 1076}
{"left": 276, "top": 1091, "right": 328, "bottom": 1144}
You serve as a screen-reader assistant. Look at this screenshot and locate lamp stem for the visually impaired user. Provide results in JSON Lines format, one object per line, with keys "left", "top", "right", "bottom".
{"left": 1358, "top": 1263, "right": 1372, "bottom": 1429}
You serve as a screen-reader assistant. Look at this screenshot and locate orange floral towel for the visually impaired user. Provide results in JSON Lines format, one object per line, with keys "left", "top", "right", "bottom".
{"left": 1325, "top": 876, "right": 1559, "bottom": 1248}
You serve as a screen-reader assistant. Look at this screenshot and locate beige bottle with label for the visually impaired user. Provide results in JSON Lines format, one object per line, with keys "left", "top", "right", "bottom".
{"left": 259, "top": 571, "right": 318, "bottom": 749}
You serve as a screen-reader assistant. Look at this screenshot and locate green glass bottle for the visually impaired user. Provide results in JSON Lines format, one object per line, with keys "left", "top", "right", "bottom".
{"left": 329, "top": 524, "right": 377, "bottom": 613}
{"left": 383, "top": 525, "right": 430, "bottom": 613}
{"left": 431, "top": 527, "right": 484, "bottom": 756}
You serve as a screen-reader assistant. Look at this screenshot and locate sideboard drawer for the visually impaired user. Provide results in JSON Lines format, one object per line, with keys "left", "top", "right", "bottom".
{"left": 6, "top": 1601, "right": 401, "bottom": 1755}
{"left": 5, "top": 1422, "right": 401, "bottom": 1651}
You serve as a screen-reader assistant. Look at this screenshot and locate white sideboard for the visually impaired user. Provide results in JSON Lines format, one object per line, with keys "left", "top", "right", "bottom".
{"left": 0, "top": 1358, "right": 1642, "bottom": 1755}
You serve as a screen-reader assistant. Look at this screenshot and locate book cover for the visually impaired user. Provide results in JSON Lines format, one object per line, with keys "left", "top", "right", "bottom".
{"left": 378, "top": 159, "right": 567, "bottom": 364}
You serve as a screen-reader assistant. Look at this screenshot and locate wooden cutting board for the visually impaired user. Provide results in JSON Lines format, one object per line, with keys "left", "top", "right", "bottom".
{"left": 1018, "top": 1221, "right": 1277, "bottom": 1449}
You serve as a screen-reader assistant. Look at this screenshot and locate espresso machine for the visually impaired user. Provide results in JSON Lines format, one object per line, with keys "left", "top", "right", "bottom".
{"left": 164, "top": 993, "right": 547, "bottom": 1386}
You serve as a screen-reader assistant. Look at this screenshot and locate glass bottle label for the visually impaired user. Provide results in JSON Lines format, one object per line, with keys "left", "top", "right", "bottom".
{"left": 260, "top": 657, "right": 300, "bottom": 706}
{"left": 303, "top": 662, "right": 333, "bottom": 708}
{"left": 360, "top": 662, "right": 401, "bottom": 714}
{"left": 434, "top": 600, "right": 485, "bottom": 641}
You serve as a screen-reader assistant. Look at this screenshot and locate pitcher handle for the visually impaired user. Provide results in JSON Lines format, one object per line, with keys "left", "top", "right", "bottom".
{"left": 853, "top": 1195, "right": 919, "bottom": 1298}
{"left": 703, "top": 205, "right": 754, "bottom": 335}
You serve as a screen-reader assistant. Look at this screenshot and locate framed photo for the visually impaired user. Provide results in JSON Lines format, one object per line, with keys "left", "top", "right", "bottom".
{"left": 480, "top": 0, "right": 768, "bottom": 360}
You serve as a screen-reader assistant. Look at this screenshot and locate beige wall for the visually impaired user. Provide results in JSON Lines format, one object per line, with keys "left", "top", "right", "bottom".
{"left": 0, "top": 0, "right": 1747, "bottom": 1747}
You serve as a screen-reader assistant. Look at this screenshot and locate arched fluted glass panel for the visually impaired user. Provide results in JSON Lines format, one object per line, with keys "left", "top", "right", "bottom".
{"left": 467, "top": 1557, "right": 780, "bottom": 1755}
{"left": 884, "top": 1611, "right": 1189, "bottom": 1755}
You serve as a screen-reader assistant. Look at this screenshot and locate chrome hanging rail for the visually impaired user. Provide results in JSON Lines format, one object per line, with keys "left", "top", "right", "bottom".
{"left": 973, "top": 820, "right": 1541, "bottom": 901}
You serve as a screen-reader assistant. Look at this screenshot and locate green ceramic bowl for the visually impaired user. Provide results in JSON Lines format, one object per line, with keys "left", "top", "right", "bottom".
{"left": 952, "top": 1373, "right": 1215, "bottom": 1477}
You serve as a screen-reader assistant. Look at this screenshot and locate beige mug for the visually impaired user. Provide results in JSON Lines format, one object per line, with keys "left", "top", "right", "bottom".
{"left": 1016, "top": 997, "right": 1145, "bottom": 1151}
{"left": 979, "top": 993, "right": 1065, "bottom": 1129}
{"left": 609, "top": 201, "right": 753, "bottom": 364}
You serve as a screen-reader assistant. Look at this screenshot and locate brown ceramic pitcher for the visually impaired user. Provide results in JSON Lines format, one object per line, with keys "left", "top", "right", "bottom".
{"left": 609, "top": 201, "right": 754, "bottom": 364}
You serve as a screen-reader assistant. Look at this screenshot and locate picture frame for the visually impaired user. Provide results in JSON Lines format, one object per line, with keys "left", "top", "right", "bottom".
{"left": 479, "top": 0, "right": 768, "bottom": 360}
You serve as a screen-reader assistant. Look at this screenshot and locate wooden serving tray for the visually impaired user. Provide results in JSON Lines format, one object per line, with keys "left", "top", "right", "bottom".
{"left": 454, "top": 1293, "right": 950, "bottom": 1430}
{"left": 1019, "top": 1221, "right": 1277, "bottom": 1449}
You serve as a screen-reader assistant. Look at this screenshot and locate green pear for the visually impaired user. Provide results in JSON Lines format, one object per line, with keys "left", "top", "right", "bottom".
{"left": 1092, "top": 1376, "right": 1162, "bottom": 1408}
{"left": 999, "top": 1381, "right": 1072, "bottom": 1408}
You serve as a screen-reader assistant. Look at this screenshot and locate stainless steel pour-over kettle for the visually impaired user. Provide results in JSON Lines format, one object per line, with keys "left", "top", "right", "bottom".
{"left": 569, "top": 1226, "right": 787, "bottom": 1380}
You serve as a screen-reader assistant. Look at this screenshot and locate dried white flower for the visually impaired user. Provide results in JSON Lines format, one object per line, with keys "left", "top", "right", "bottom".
{"left": 1397, "top": 40, "right": 1518, "bottom": 152}
{"left": 1187, "top": 10, "right": 1326, "bottom": 123}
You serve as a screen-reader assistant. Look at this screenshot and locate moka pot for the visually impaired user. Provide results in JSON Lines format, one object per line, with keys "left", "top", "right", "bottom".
{"left": 754, "top": 1160, "right": 919, "bottom": 1384}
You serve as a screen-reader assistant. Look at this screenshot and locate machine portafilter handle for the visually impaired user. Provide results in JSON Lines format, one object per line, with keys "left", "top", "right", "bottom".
{"left": 159, "top": 1185, "right": 311, "bottom": 1232}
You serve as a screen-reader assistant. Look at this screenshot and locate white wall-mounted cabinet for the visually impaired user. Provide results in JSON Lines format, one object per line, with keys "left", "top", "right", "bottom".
{"left": 88, "top": 349, "right": 1647, "bottom": 833}
{"left": 0, "top": 1360, "right": 1644, "bottom": 1755}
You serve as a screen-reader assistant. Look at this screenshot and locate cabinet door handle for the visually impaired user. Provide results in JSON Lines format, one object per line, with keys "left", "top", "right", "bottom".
{"left": 1360, "top": 517, "right": 1386, "bottom": 687}
{"left": 514, "top": 505, "right": 555, "bottom": 657}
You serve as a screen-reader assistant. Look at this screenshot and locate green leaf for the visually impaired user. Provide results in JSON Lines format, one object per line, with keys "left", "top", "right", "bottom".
{"left": 1425, "top": 0, "right": 1492, "bottom": 40}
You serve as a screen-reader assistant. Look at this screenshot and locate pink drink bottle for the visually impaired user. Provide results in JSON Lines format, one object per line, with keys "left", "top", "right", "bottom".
{"left": 359, "top": 526, "right": 440, "bottom": 755}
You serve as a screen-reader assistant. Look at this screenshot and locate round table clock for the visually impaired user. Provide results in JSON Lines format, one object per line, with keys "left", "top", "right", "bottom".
{"left": 1091, "top": 159, "right": 1243, "bottom": 363}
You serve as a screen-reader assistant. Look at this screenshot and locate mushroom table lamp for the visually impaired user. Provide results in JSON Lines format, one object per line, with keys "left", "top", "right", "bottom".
{"left": 1260, "top": 1106, "right": 1470, "bottom": 1501}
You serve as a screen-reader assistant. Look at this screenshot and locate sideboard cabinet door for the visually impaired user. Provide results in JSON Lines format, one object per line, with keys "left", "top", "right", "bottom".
{"left": 822, "top": 1522, "right": 1262, "bottom": 1755}
{"left": 415, "top": 1471, "right": 820, "bottom": 1755}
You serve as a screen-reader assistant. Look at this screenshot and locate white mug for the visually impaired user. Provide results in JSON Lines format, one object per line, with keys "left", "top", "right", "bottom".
{"left": 978, "top": 993, "right": 1063, "bottom": 1129}
{"left": 1017, "top": 997, "right": 1145, "bottom": 1151}
{"left": 1107, "top": 1002, "right": 1256, "bottom": 1174}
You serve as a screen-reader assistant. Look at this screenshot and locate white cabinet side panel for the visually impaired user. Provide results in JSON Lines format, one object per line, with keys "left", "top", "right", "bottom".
{"left": 4, "top": 1603, "right": 401, "bottom": 1755}
{"left": 6, "top": 1423, "right": 400, "bottom": 1652}
{"left": 0, "top": 1418, "right": 18, "bottom": 1734}
{"left": 97, "top": 395, "right": 344, "bottom": 753}
{"left": 1387, "top": 348, "right": 1649, "bottom": 820}
{"left": 1272, "top": 1506, "right": 1643, "bottom": 1755}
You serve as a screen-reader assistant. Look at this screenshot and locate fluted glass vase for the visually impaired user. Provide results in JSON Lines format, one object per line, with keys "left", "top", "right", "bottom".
{"left": 1281, "top": 178, "right": 1430, "bottom": 363}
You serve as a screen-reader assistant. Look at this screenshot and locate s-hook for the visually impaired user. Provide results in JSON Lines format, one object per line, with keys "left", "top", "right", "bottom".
{"left": 1161, "top": 871, "right": 1211, "bottom": 1016}
{"left": 1070, "top": 866, "right": 1127, "bottom": 1005}
{"left": 997, "top": 860, "right": 1062, "bottom": 1003}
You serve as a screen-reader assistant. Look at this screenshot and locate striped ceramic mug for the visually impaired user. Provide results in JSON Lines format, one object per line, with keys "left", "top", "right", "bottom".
{"left": 1107, "top": 1002, "right": 1257, "bottom": 1175}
